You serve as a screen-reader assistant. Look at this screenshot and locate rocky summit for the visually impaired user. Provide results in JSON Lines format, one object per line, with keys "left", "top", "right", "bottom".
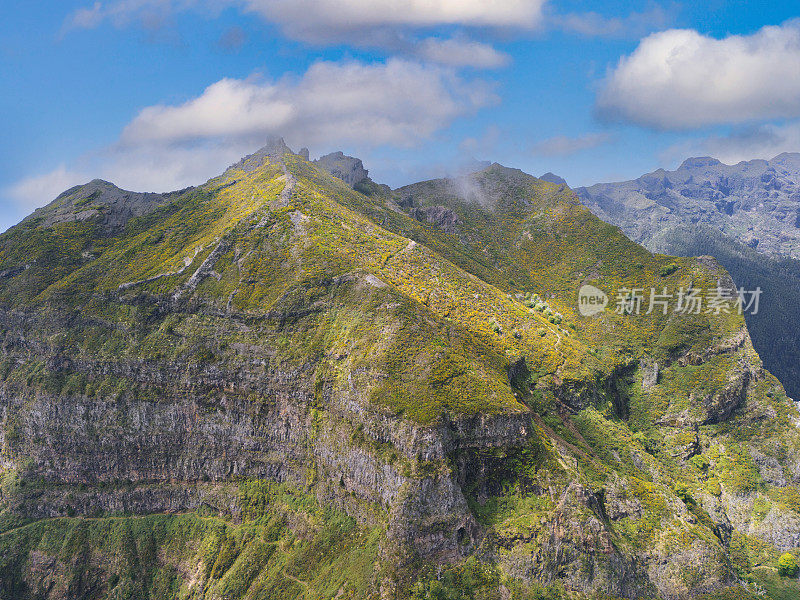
{"left": 0, "top": 139, "right": 799, "bottom": 600}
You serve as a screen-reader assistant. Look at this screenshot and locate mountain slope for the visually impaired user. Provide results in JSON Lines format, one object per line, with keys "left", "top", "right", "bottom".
{"left": 0, "top": 140, "right": 798, "bottom": 599}
{"left": 647, "top": 224, "right": 800, "bottom": 402}
{"left": 576, "top": 155, "right": 800, "bottom": 400}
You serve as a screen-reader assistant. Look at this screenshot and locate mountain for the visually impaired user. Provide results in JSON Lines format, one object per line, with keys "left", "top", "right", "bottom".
{"left": 0, "top": 138, "right": 798, "bottom": 600}
{"left": 539, "top": 172, "right": 567, "bottom": 186}
{"left": 578, "top": 153, "right": 800, "bottom": 258}
{"left": 577, "top": 154, "right": 800, "bottom": 401}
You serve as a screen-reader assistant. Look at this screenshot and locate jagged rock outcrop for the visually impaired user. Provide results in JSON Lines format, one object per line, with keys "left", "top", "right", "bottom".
{"left": 227, "top": 135, "right": 292, "bottom": 172}
{"left": 313, "top": 151, "right": 369, "bottom": 187}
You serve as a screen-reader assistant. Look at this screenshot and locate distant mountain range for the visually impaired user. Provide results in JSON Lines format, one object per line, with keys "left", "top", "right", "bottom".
{"left": 576, "top": 153, "right": 800, "bottom": 400}
{"left": 578, "top": 153, "right": 800, "bottom": 257}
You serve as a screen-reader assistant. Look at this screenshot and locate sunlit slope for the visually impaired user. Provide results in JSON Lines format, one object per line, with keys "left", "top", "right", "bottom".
{"left": 0, "top": 143, "right": 799, "bottom": 599}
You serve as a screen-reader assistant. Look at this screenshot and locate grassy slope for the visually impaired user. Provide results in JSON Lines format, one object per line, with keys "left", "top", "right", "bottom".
{"left": 0, "top": 482, "right": 382, "bottom": 600}
{"left": 0, "top": 152, "right": 798, "bottom": 599}
{"left": 649, "top": 223, "right": 800, "bottom": 400}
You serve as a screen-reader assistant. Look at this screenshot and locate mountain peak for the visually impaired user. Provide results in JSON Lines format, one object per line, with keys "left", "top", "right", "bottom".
{"left": 313, "top": 151, "right": 369, "bottom": 188}
{"left": 539, "top": 172, "right": 567, "bottom": 186}
{"left": 678, "top": 156, "right": 723, "bottom": 170}
{"left": 228, "top": 136, "right": 294, "bottom": 172}
{"left": 29, "top": 178, "right": 175, "bottom": 230}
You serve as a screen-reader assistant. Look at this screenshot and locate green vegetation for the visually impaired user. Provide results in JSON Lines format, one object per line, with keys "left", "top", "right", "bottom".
{"left": 0, "top": 481, "right": 382, "bottom": 600}
{"left": 778, "top": 553, "right": 798, "bottom": 577}
{"left": 0, "top": 147, "right": 798, "bottom": 599}
{"left": 649, "top": 223, "right": 800, "bottom": 399}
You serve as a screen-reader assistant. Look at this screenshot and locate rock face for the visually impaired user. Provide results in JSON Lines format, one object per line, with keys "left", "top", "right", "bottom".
{"left": 23, "top": 179, "right": 182, "bottom": 231}
{"left": 577, "top": 152, "right": 800, "bottom": 258}
{"left": 227, "top": 135, "right": 292, "bottom": 172}
{"left": 0, "top": 144, "right": 799, "bottom": 600}
{"left": 313, "top": 151, "right": 369, "bottom": 187}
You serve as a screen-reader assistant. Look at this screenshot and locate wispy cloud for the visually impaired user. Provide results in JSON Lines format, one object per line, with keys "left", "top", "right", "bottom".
{"left": 529, "top": 132, "right": 612, "bottom": 157}
{"left": 6, "top": 166, "right": 88, "bottom": 210}
{"left": 64, "top": 0, "right": 527, "bottom": 68}
{"left": 553, "top": 4, "right": 678, "bottom": 39}
{"left": 65, "top": 0, "right": 547, "bottom": 38}
{"left": 661, "top": 121, "right": 800, "bottom": 166}
{"left": 414, "top": 37, "right": 510, "bottom": 69}
{"left": 217, "top": 25, "right": 247, "bottom": 51}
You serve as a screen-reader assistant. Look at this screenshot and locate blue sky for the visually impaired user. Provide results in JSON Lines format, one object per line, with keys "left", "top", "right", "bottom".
{"left": 2, "top": 1, "right": 800, "bottom": 231}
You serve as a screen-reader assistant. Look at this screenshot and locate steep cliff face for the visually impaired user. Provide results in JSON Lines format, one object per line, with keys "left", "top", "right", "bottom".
{"left": 575, "top": 156, "right": 800, "bottom": 402}
{"left": 0, "top": 142, "right": 798, "bottom": 600}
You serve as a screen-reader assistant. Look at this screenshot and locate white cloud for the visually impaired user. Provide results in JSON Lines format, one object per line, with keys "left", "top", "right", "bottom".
{"left": 415, "top": 37, "right": 510, "bottom": 69}
{"left": 529, "top": 132, "right": 611, "bottom": 156}
{"left": 244, "top": 0, "right": 545, "bottom": 41}
{"left": 662, "top": 121, "right": 800, "bottom": 166}
{"left": 7, "top": 58, "right": 495, "bottom": 212}
{"left": 597, "top": 21, "right": 800, "bottom": 130}
{"left": 64, "top": 0, "right": 217, "bottom": 32}
{"left": 67, "top": 0, "right": 546, "bottom": 38}
{"left": 63, "top": 1, "right": 526, "bottom": 71}
{"left": 122, "top": 59, "right": 496, "bottom": 148}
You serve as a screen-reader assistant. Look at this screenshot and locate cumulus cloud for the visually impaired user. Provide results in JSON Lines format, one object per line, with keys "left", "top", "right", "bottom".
{"left": 7, "top": 58, "right": 495, "bottom": 211}
{"left": 529, "top": 132, "right": 611, "bottom": 156}
{"left": 597, "top": 21, "right": 800, "bottom": 130}
{"left": 122, "top": 59, "right": 496, "bottom": 148}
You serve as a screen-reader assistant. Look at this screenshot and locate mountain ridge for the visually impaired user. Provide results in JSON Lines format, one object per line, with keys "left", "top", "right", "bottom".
{"left": 0, "top": 140, "right": 797, "bottom": 599}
